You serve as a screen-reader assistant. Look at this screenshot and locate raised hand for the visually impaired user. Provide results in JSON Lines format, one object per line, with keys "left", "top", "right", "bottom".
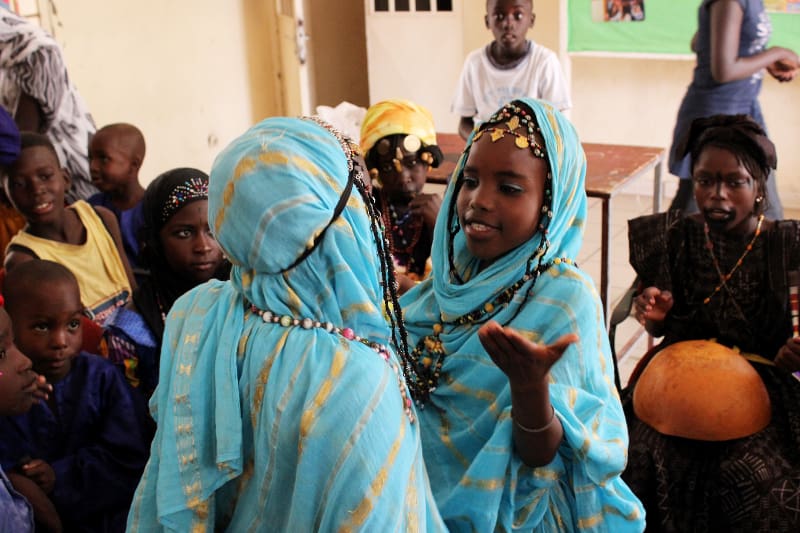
{"left": 478, "top": 320, "right": 577, "bottom": 391}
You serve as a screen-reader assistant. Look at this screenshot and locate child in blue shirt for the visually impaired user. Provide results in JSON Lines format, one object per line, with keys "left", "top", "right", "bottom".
{"left": 0, "top": 260, "right": 150, "bottom": 532}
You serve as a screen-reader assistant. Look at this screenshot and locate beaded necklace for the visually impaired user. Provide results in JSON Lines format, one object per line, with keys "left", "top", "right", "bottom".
{"left": 703, "top": 214, "right": 764, "bottom": 305}
{"left": 381, "top": 195, "right": 423, "bottom": 262}
{"left": 409, "top": 256, "right": 576, "bottom": 406}
{"left": 248, "top": 304, "right": 415, "bottom": 423}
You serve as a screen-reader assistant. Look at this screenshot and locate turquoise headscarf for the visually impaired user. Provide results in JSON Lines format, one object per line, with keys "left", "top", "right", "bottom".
{"left": 128, "top": 117, "right": 444, "bottom": 532}
{"left": 401, "top": 99, "right": 645, "bottom": 531}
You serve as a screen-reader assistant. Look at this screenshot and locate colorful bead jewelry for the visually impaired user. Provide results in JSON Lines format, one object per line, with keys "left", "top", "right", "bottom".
{"left": 703, "top": 214, "right": 764, "bottom": 305}
{"left": 161, "top": 177, "right": 208, "bottom": 224}
{"left": 249, "top": 304, "right": 415, "bottom": 423}
{"left": 409, "top": 256, "right": 577, "bottom": 406}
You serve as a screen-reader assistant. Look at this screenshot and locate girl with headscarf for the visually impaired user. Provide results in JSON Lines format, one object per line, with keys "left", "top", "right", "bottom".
{"left": 126, "top": 117, "right": 445, "bottom": 532}
{"left": 624, "top": 114, "right": 800, "bottom": 530}
{"left": 360, "top": 99, "right": 444, "bottom": 294}
{"left": 400, "top": 98, "right": 645, "bottom": 531}
{"left": 104, "top": 168, "right": 228, "bottom": 400}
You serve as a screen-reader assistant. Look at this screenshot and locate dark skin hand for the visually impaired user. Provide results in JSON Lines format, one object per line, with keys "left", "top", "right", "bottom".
{"left": 776, "top": 337, "right": 800, "bottom": 373}
{"left": 709, "top": 0, "right": 799, "bottom": 84}
{"left": 7, "top": 472, "right": 62, "bottom": 533}
{"left": 479, "top": 321, "right": 577, "bottom": 467}
{"left": 408, "top": 192, "right": 441, "bottom": 230}
{"left": 633, "top": 286, "right": 673, "bottom": 337}
{"left": 19, "top": 458, "right": 56, "bottom": 493}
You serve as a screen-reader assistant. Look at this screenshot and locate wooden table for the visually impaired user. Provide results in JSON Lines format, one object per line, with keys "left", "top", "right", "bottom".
{"left": 428, "top": 133, "right": 665, "bottom": 324}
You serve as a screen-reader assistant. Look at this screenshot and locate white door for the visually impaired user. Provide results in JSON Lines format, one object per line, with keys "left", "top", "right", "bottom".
{"left": 277, "top": 0, "right": 313, "bottom": 116}
{"left": 364, "top": 0, "right": 463, "bottom": 133}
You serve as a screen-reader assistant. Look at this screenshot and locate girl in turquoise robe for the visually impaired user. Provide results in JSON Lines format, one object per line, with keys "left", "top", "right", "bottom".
{"left": 127, "top": 117, "right": 444, "bottom": 532}
{"left": 400, "top": 98, "right": 645, "bottom": 531}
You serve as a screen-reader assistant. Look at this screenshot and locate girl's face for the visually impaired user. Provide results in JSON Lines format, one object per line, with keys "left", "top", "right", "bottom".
{"left": 457, "top": 129, "right": 547, "bottom": 268}
{"left": 159, "top": 199, "right": 225, "bottom": 284}
{"left": 0, "top": 309, "right": 38, "bottom": 417}
{"left": 372, "top": 137, "right": 428, "bottom": 202}
{"left": 3, "top": 146, "right": 70, "bottom": 227}
{"left": 692, "top": 145, "right": 761, "bottom": 234}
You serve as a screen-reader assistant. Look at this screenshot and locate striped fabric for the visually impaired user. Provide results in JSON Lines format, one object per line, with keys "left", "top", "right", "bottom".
{"left": 127, "top": 117, "right": 444, "bottom": 532}
{"left": 0, "top": 9, "right": 96, "bottom": 201}
{"left": 400, "top": 98, "right": 646, "bottom": 531}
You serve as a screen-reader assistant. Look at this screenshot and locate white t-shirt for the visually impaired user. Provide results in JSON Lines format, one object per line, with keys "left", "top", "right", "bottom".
{"left": 452, "top": 40, "right": 571, "bottom": 123}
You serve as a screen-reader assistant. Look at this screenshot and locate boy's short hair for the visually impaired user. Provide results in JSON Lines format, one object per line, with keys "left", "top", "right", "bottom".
{"left": 19, "top": 131, "right": 59, "bottom": 160}
{"left": 4, "top": 259, "right": 79, "bottom": 311}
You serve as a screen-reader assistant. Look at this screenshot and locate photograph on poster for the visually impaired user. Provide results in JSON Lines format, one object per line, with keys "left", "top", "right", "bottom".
{"left": 765, "top": 0, "right": 800, "bottom": 13}
{"left": 592, "top": 0, "right": 645, "bottom": 22}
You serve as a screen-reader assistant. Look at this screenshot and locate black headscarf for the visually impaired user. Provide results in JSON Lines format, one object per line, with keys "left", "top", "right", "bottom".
{"left": 133, "top": 167, "right": 230, "bottom": 341}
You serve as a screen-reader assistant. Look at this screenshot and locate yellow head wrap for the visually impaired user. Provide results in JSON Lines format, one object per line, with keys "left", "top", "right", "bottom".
{"left": 360, "top": 99, "right": 439, "bottom": 157}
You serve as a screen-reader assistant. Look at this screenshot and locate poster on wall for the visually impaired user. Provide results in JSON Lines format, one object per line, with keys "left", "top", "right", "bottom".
{"left": 765, "top": 0, "right": 800, "bottom": 13}
{"left": 592, "top": 0, "right": 645, "bottom": 22}
{"left": 570, "top": 0, "right": 800, "bottom": 55}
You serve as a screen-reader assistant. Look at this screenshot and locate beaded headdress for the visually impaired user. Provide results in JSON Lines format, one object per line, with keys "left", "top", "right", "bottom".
{"left": 473, "top": 103, "right": 547, "bottom": 159}
{"left": 160, "top": 176, "right": 208, "bottom": 224}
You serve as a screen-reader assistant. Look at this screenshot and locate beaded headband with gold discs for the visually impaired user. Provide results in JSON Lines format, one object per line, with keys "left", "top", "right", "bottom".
{"left": 370, "top": 134, "right": 435, "bottom": 179}
{"left": 473, "top": 104, "right": 547, "bottom": 159}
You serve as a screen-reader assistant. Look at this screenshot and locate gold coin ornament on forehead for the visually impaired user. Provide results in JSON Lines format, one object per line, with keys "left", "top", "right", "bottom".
{"left": 402, "top": 134, "right": 422, "bottom": 153}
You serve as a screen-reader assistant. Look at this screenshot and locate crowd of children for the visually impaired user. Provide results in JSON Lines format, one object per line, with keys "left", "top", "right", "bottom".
{"left": 0, "top": 0, "right": 798, "bottom": 531}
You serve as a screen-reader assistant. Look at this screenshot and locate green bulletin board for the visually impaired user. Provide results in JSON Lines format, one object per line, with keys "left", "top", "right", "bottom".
{"left": 568, "top": 1, "right": 800, "bottom": 55}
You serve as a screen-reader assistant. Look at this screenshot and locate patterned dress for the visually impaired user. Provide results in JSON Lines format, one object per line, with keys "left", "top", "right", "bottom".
{"left": 624, "top": 211, "right": 800, "bottom": 532}
{"left": 0, "top": 9, "right": 96, "bottom": 202}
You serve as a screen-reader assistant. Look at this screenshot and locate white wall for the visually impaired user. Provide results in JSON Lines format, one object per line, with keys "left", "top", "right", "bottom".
{"left": 51, "top": 0, "right": 279, "bottom": 186}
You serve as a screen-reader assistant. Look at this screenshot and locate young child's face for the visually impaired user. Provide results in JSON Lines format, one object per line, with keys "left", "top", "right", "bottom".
{"left": 457, "top": 129, "right": 547, "bottom": 268}
{"left": 3, "top": 146, "right": 69, "bottom": 226}
{"left": 692, "top": 145, "right": 762, "bottom": 234}
{"left": 10, "top": 279, "right": 83, "bottom": 383}
{"left": 88, "top": 129, "right": 139, "bottom": 194}
{"left": 0, "top": 308, "right": 39, "bottom": 417}
{"left": 371, "top": 137, "right": 428, "bottom": 202}
{"left": 485, "top": 0, "right": 534, "bottom": 55}
{"left": 159, "top": 199, "right": 225, "bottom": 285}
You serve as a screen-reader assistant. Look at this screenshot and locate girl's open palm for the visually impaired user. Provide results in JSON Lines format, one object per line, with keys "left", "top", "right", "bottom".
{"left": 478, "top": 321, "right": 577, "bottom": 390}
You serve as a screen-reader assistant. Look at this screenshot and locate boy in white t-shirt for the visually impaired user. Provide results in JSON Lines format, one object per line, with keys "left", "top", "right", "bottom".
{"left": 453, "top": 0, "right": 571, "bottom": 139}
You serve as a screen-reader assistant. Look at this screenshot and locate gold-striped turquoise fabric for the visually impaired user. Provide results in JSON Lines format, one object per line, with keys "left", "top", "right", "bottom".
{"left": 401, "top": 99, "right": 646, "bottom": 532}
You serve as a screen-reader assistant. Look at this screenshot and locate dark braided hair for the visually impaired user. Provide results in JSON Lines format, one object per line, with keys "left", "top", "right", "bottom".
{"left": 303, "top": 116, "right": 418, "bottom": 394}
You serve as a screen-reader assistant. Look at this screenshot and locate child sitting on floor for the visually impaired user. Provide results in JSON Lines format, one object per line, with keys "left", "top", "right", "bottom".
{"left": 87, "top": 123, "right": 147, "bottom": 276}
{"left": 0, "top": 298, "right": 60, "bottom": 533}
{"left": 2, "top": 133, "right": 135, "bottom": 324}
{"left": 0, "top": 260, "right": 151, "bottom": 532}
{"left": 360, "top": 99, "right": 444, "bottom": 294}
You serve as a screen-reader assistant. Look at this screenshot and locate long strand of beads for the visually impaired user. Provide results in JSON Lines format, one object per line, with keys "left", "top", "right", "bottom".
{"left": 703, "top": 214, "right": 764, "bottom": 305}
{"left": 249, "top": 304, "right": 415, "bottom": 423}
{"left": 410, "top": 256, "right": 577, "bottom": 406}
